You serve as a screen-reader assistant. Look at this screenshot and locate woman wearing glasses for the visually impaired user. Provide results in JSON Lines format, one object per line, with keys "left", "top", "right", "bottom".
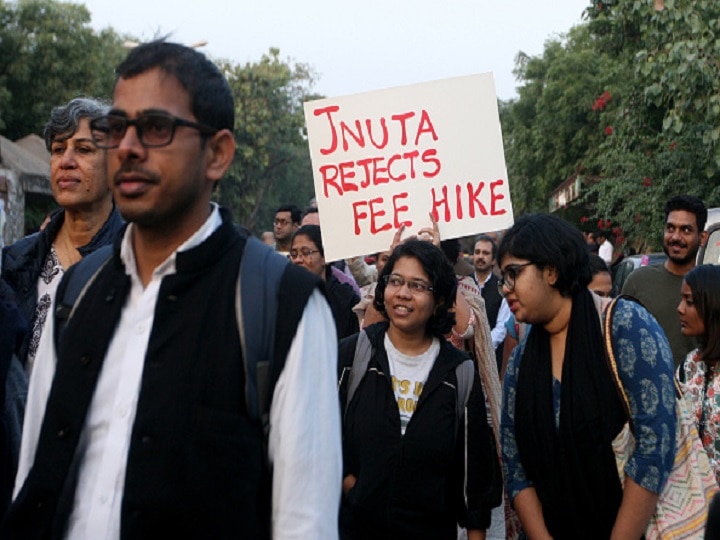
{"left": 499, "top": 214, "right": 676, "bottom": 539}
{"left": 338, "top": 240, "right": 501, "bottom": 540}
{"left": 290, "top": 224, "right": 359, "bottom": 339}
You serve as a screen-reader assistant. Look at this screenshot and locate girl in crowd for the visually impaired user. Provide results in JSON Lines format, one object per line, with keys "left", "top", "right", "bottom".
{"left": 588, "top": 253, "right": 613, "bottom": 298}
{"left": 338, "top": 240, "right": 501, "bottom": 539}
{"left": 290, "top": 224, "right": 359, "bottom": 339}
{"left": 500, "top": 214, "right": 676, "bottom": 539}
{"left": 677, "top": 264, "right": 720, "bottom": 482}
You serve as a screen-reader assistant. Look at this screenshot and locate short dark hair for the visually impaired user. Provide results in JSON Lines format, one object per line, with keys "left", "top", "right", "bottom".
{"left": 276, "top": 204, "right": 301, "bottom": 225}
{"left": 588, "top": 254, "right": 610, "bottom": 277}
{"left": 440, "top": 238, "right": 461, "bottom": 264}
{"left": 292, "top": 224, "right": 323, "bottom": 257}
{"left": 116, "top": 40, "right": 234, "bottom": 132}
{"left": 44, "top": 97, "right": 109, "bottom": 151}
{"left": 664, "top": 195, "right": 707, "bottom": 232}
{"left": 498, "top": 214, "right": 590, "bottom": 297}
{"left": 684, "top": 264, "right": 720, "bottom": 364}
{"left": 475, "top": 234, "right": 498, "bottom": 259}
{"left": 374, "top": 240, "right": 457, "bottom": 338}
{"left": 302, "top": 206, "right": 319, "bottom": 220}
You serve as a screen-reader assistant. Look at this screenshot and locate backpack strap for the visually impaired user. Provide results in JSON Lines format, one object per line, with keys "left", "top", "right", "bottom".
{"left": 343, "top": 330, "right": 372, "bottom": 419}
{"left": 454, "top": 359, "right": 474, "bottom": 422}
{"left": 236, "top": 236, "right": 289, "bottom": 435}
{"left": 54, "top": 244, "right": 113, "bottom": 349}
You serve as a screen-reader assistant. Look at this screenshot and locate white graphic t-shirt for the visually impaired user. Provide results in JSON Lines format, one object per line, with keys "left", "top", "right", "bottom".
{"left": 384, "top": 334, "right": 440, "bottom": 435}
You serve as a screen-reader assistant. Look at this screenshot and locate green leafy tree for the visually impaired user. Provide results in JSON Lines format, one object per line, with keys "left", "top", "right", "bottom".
{"left": 0, "top": 0, "right": 127, "bottom": 139}
{"left": 502, "top": 0, "right": 720, "bottom": 249}
{"left": 215, "top": 49, "right": 318, "bottom": 231}
{"left": 584, "top": 0, "right": 720, "bottom": 248}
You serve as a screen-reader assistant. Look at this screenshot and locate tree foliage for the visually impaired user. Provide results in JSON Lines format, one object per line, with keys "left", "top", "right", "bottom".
{"left": 0, "top": 0, "right": 318, "bottom": 234}
{"left": 0, "top": 0, "right": 127, "bottom": 139}
{"left": 502, "top": 0, "right": 720, "bottom": 249}
{"left": 214, "top": 49, "right": 318, "bottom": 231}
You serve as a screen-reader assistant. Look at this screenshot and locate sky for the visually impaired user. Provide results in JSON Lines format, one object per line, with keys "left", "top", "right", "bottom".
{"left": 79, "top": 0, "right": 586, "bottom": 101}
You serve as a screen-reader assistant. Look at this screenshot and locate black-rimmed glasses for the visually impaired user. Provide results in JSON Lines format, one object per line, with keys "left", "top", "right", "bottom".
{"left": 498, "top": 262, "right": 534, "bottom": 295}
{"left": 382, "top": 274, "right": 434, "bottom": 294}
{"left": 90, "top": 113, "right": 218, "bottom": 149}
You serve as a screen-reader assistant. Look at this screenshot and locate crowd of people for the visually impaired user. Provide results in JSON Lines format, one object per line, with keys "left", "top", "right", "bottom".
{"left": 0, "top": 39, "right": 718, "bottom": 539}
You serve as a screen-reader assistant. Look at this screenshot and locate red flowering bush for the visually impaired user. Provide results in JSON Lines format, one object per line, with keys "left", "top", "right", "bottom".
{"left": 592, "top": 91, "right": 613, "bottom": 111}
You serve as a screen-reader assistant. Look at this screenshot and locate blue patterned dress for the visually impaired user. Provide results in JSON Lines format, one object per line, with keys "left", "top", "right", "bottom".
{"left": 501, "top": 298, "right": 677, "bottom": 504}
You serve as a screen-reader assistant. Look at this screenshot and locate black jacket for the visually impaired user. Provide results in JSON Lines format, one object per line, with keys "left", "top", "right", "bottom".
{"left": 1, "top": 207, "right": 124, "bottom": 361}
{"left": 338, "top": 322, "right": 501, "bottom": 540}
{"left": 325, "top": 269, "right": 360, "bottom": 339}
{"left": 3, "top": 209, "right": 321, "bottom": 539}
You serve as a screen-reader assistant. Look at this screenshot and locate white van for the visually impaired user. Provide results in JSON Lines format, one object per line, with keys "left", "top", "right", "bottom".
{"left": 698, "top": 207, "right": 720, "bottom": 265}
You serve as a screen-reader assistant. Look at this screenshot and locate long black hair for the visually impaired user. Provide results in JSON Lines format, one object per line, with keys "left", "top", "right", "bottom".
{"left": 684, "top": 264, "right": 720, "bottom": 363}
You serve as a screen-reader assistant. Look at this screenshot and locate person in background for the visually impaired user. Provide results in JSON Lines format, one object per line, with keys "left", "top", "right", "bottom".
{"left": 677, "top": 264, "right": 720, "bottom": 483}
{"left": 2, "top": 97, "right": 124, "bottom": 375}
{"left": 472, "top": 234, "right": 511, "bottom": 372}
{"left": 352, "top": 249, "right": 390, "bottom": 327}
{"left": 273, "top": 203, "right": 301, "bottom": 257}
{"left": 338, "top": 239, "right": 501, "bottom": 539}
{"left": 291, "top": 224, "right": 360, "bottom": 339}
{"left": 300, "top": 206, "right": 320, "bottom": 226}
{"left": 588, "top": 254, "right": 613, "bottom": 298}
{"left": 584, "top": 231, "right": 599, "bottom": 254}
{"left": 500, "top": 214, "right": 676, "bottom": 539}
{"left": 622, "top": 195, "right": 708, "bottom": 366}
{"left": 596, "top": 230, "right": 614, "bottom": 264}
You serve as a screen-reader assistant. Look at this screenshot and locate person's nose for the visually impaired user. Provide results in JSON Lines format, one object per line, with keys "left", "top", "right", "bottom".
{"left": 58, "top": 148, "right": 78, "bottom": 169}
{"left": 117, "top": 124, "right": 146, "bottom": 162}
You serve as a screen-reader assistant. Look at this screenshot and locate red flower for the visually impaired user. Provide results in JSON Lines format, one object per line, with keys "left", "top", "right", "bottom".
{"left": 669, "top": 141, "right": 677, "bottom": 151}
{"left": 605, "top": 126, "right": 613, "bottom": 135}
{"left": 591, "top": 91, "right": 612, "bottom": 111}
{"left": 580, "top": 216, "right": 588, "bottom": 224}
{"left": 598, "top": 219, "right": 612, "bottom": 230}
{"left": 642, "top": 176, "right": 652, "bottom": 187}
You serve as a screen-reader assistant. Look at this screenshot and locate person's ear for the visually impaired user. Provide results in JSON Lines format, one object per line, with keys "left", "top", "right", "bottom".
{"left": 545, "top": 266, "right": 559, "bottom": 286}
{"left": 205, "top": 129, "right": 235, "bottom": 183}
{"left": 700, "top": 230, "right": 709, "bottom": 247}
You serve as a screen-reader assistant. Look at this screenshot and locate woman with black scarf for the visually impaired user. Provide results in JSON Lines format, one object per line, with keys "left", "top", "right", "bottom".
{"left": 498, "top": 214, "right": 676, "bottom": 539}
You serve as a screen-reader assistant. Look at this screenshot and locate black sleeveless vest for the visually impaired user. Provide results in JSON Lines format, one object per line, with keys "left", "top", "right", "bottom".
{"left": 3, "top": 213, "right": 320, "bottom": 539}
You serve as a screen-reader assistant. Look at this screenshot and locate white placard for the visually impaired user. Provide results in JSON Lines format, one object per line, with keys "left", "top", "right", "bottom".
{"left": 303, "top": 73, "right": 513, "bottom": 261}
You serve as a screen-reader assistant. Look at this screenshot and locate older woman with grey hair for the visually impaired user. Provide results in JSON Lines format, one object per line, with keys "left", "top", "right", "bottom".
{"left": 2, "top": 97, "right": 124, "bottom": 375}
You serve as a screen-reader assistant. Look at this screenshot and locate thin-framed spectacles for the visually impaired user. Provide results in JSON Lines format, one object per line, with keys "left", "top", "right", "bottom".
{"left": 382, "top": 274, "right": 434, "bottom": 294}
{"left": 498, "top": 262, "right": 534, "bottom": 295}
{"left": 90, "top": 112, "right": 218, "bottom": 149}
{"left": 290, "top": 248, "right": 320, "bottom": 261}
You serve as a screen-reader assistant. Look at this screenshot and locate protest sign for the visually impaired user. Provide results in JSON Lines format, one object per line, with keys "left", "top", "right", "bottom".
{"left": 303, "top": 73, "right": 513, "bottom": 261}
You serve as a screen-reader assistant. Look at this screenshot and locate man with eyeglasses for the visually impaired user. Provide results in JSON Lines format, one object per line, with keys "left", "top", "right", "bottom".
{"left": 5, "top": 41, "right": 341, "bottom": 539}
{"left": 472, "top": 234, "right": 511, "bottom": 374}
{"left": 273, "top": 203, "right": 301, "bottom": 257}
